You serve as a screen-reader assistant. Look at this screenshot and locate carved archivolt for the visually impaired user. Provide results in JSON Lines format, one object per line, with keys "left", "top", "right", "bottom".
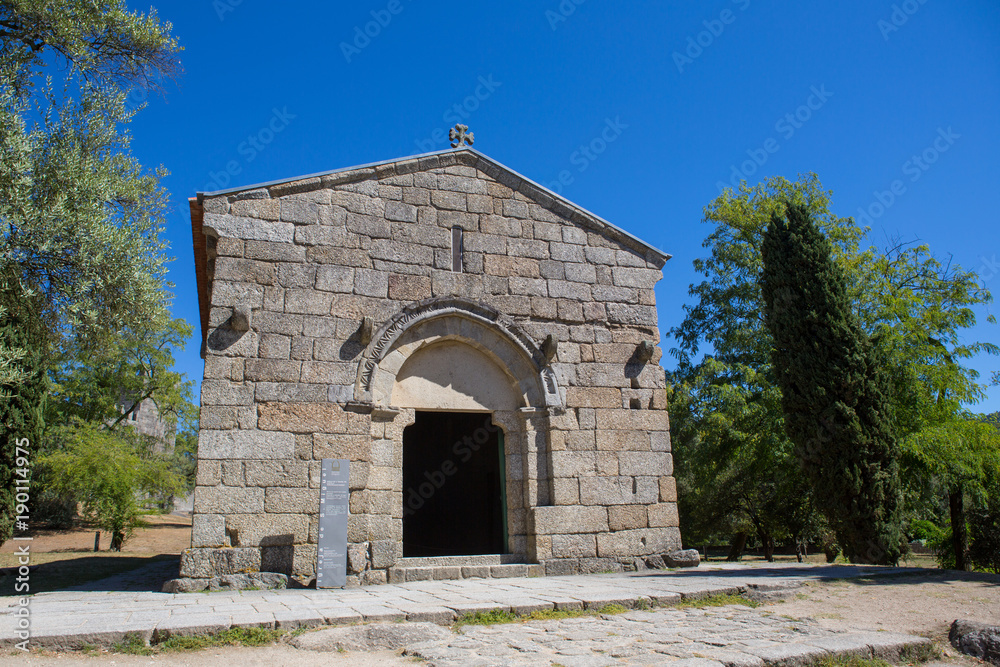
{"left": 353, "top": 297, "right": 561, "bottom": 409}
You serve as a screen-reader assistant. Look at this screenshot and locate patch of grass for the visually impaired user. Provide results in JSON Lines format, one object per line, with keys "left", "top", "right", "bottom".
{"left": 900, "top": 642, "right": 941, "bottom": 664}
{"left": 673, "top": 593, "right": 759, "bottom": 609}
{"left": 110, "top": 633, "right": 154, "bottom": 656}
{"left": 813, "top": 656, "right": 894, "bottom": 667}
{"left": 106, "top": 626, "right": 287, "bottom": 654}
{"left": 453, "top": 608, "right": 519, "bottom": 628}
{"left": 524, "top": 608, "right": 589, "bottom": 622}
{"left": 597, "top": 604, "right": 628, "bottom": 615}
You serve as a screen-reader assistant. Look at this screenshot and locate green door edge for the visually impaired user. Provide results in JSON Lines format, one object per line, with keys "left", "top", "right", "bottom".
{"left": 498, "top": 426, "right": 509, "bottom": 554}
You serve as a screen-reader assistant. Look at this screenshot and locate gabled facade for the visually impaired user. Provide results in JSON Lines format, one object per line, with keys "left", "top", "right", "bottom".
{"left": 185, "top": 148, "right": 680, "bottom": 584}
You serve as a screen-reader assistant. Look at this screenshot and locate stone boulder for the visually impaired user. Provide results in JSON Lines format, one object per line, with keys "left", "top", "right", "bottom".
{"left": 162, "top": 572, "right": 288, "bottom": 594}
{"left": 664, "top": 549, "right": 700, "bottom": 568}
{"left": 950, "top": 619, "right": 1000, "bottom": 665}
{"left": 291, "top": 622, "right": 451, "bottom": 652}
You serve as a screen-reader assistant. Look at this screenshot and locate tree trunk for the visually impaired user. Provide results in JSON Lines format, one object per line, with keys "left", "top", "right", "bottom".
{"left": 727, "top": 532, "right": 748, "bottom": 561}
{"left": 757, "top": 528, "right": 775, "bottom": 562}
{"left": 950, "top": 487, "right": 969, "bottom": 571}
{"left": 110, "top": 530, "right": 124, "bottom": 552}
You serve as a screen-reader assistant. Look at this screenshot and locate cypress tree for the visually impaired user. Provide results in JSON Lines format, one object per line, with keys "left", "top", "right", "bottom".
{"left": 0, "top": 274, "right": 47, "bottom": 547}
{"left": 760, "top": 204, "right": 904, "bottom": 564}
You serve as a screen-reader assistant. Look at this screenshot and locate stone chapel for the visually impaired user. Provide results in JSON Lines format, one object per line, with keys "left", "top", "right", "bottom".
{"left": 185, "top": 147, "right": 680, "bottom": 585}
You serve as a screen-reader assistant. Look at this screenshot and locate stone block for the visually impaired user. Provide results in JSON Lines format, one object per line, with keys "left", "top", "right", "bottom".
{"left": 191, "top": 514, "right": 227, "bottom": 548}
{"left": 659, "top": 475, "right": 678, "bottom": 503}
{"left": 284, "top": 289, "right": 334, "bottom": 315}
{"left": 531, "top": 505, "right": 608, "bottom": 535}
{"left": 566, "top": 387, "right": 621, "bottom": 408}
{"left": 370, "top": 540, "right": 398, "bottom": 569}
{"left": 595, "top": 429, "right": 649, "bottom": 451}
{"left": 385, "top": 201, "right": 418, "bottom": 222}
{"left": 552, "top": 534, "right": 597, "bottom": 558}
{"left": 244, "top": 359, "right": 301, "bottom": 383}
{"left": 597, "top": 528, "right": 676, "bottom": 558}
{"left": 606, "top": 303, "right": 657, "bottom": 326}
{"left": 648, "top": 503, "right": 680, "bottom": 528}
{"left": 221, "top": 461, "right": 245, "bottom": 486}
{"left": 258, "top": 402, "right": 348, "bottom": 434}
{"left": 225, "top": 513, "right": 310, "bottom": 547}
{"left": 255, "top": 382, "right": 328, "bottom": 403}
{"left": 313, "top": 434, "right": 371, "bottom": 461}
{"left": 355, "top": 268, "right": 389, "bottom": 297}
{"left": 432, "top": 271, "right": 483, "bottom": 298}
{"left": 550, "top": 451, "right": 596, "bottom": 477}
{"left": 199, "top": 430, "right": 295, "bottom": 460}
{"left": 180, "top": 547, "right": 261, "bottom": 578}
{"left": 388, "top": 273, "right": 432, "bottom": 301}
{"left": 265, "top": 487, "right": 319, "bottom": 513}
{"left": 315, "top": 265, "right": 355, "bottom": 293}
{"left": 194, "top": 486, "right": 264, "bottom": 514}
{"left": 552, "top": 478, "right": 580, "bottom": 505}
{"left": 245, "top": 461, "right": 309, "bottom": 487}
{"left": 579, "top": 476, "right": 659, "bottom": 505}
{"left": 196, "top": 460, "right": 221, "bottom": 486}
{"left": 201, "top": 380, "right": 254, "bottom": 407}
{"left": 619, "top": 452, "right": 673, "bottom": 477}
{"left": 370, "top": 239, "right": 434, "bottom": 266}
{"left": 608, "top": 505, "right": 648, "bottom": 531}
{"left": 346, "top": 212, "right": 390, "bottom": 238}
{"left": 258, "top": 334, "right": 291, "bottom": 359}
{"left": 430, "top": 190, "right": 466, "bottom": 211}
{"left": 204, "top": 213, "right": 294, "bottom": 243}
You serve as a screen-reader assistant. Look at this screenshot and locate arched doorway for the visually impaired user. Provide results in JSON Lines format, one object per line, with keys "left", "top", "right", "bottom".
{"left": 394, "top": 341, "right": 518, "bottom": 557}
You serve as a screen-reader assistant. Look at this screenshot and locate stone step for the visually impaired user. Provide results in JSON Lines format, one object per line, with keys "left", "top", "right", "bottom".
{"left": 387, "top": 559, "right": 543, "bottom": 584}
{"left": 394, "top": 554, "right": 527, "bottom": 568}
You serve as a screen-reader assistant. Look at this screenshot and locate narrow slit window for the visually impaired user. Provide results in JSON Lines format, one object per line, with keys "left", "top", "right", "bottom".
{"left": 451, "top": 226, "right": 464, "bottom": 273}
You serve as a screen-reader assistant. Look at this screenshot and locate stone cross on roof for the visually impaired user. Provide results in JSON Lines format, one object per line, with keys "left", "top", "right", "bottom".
{"left": 449, "top": 124, "right": 474, "bottom": 148}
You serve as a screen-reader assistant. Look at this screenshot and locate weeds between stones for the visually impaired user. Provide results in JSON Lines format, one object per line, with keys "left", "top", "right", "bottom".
{"left": 452, "top": 596, "right": 757, "bottom": 630}
{"left": 107, "top": 627, "right": 287, "bottom": 655}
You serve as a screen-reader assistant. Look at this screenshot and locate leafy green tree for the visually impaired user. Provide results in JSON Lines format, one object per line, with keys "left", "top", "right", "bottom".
{"left": 0, "top": 0, "right": 181, "bottom": 368}
{"left": 760, "top": 204, "right": 905, "bottom": 564}
{"left": 0, "top": 271, "right": 47, "bottom": 547}
{"left": 47, "top": 313, "right": 196, "bottom": 435}
{"left": 668, "top": 175, "right": 863, "bottom": 558}
{"left": 41, "top": 421, "right": 183, "bottom": 550}
{"left": 669, "top": 174, "right": 995, "bottom": 562}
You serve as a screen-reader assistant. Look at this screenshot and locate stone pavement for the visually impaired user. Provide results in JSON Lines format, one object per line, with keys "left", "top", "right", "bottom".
{"left": 0, "top": 562, "right": 934, "bottom": 665}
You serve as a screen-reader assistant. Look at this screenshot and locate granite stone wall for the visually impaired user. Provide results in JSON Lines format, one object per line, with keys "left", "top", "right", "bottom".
{"left": 185, "top": 149, "right": 680, "bottom": 584}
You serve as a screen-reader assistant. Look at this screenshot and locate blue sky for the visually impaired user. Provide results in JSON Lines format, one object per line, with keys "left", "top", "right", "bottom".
{"left": 131, "top": 0, "right": 1000, "bottom": 413}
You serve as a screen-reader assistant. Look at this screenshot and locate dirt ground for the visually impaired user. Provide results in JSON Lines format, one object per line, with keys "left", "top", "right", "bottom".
{"left": 767, "top": 569, "right": 1000, "bottom": 638}
{"left": 0, "top": 513, "right": 193, "bottom": 561}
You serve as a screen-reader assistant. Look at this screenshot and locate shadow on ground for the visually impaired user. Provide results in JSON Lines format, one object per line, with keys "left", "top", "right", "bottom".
{"left": 0, "top": 554, "right": 180, "bottom": 595}
{"left": 629, "top": 563, "right": 1000, "bottom": 588}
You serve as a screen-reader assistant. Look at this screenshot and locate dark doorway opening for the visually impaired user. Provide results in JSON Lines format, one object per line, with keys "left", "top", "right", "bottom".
{"left": 402, "top": 411, "right": 506, "bottom": 557}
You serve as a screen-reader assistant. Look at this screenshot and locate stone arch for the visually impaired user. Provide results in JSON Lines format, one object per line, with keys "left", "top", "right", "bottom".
{"left": 353, "top": 297, "right": 561, "bottom": 411}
